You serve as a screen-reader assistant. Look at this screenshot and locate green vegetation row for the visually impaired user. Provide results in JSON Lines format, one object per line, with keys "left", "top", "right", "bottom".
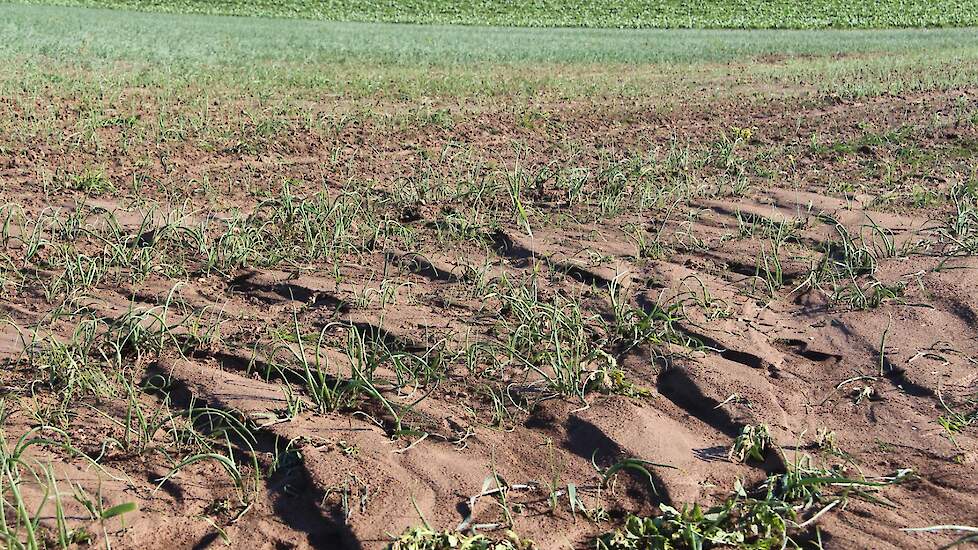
{"left": 6, "top": 3, "right": 978, "bottom": 67}
{"left": 9, "top": 0, "right": 978, "bottom": 29}
{"left": 4, "top": 3, "right": 978, "bottom": 102}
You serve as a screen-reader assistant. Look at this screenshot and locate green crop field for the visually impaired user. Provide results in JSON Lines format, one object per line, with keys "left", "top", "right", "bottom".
{"left": 3, "top": 3, "right": 978, "bottom": 100}
{"left": 4, "top": 3, "right": 978, "bottom": 65}
{"left": 9, "top": 0, "right": 978, "bottom": 28}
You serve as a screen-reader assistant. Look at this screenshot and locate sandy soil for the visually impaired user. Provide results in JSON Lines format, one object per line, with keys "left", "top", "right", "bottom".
{"left": 1, "top": 88, "right": 977, "bottom": 549}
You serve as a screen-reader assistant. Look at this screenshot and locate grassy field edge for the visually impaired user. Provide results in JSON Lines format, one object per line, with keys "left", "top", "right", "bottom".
{"left": 7, "top": 0, "right": 978, "bottom": 29}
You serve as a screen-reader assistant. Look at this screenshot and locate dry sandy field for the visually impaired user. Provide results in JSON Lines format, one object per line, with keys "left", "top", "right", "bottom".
{"left": 2, "top": 4, "right": 978, "bottom": 549}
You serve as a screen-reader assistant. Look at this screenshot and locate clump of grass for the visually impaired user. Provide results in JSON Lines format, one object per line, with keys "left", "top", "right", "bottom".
{"left": 937, "top": 180, "right": 978, "bottom": 256}
{"left": 494, "top": 278, "right": 667, "bottom": 402}
{"left": 736, "top": 211, "right": 804, "bottom": 242}
{"left": 264, "top": 315, "right": 446, "bottom": 436}
{"left": 796, "top": 215, "right": 910, "bottom": 310}
{"left": 831, "top": 279, "right": 904, "bottom": 310}
{"left": 496, "top": 281, "right": 609, "bottom": 400}
{"left": 66, "top": 169, "right": 113, "bottom": 196}
{"left": 270, "top": 316, "right": 358, "bottom": 416}
{"left": 608, "top": 284, "right": 698, "bottom": 354}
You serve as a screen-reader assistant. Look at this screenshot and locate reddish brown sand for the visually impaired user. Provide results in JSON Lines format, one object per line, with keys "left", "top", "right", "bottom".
{"left": 1, "top": 88, "right": 977, "bottom": 549}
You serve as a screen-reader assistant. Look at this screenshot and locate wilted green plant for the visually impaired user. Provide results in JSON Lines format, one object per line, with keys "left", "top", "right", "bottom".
{"left": 599, "top": 452, "right": 912, "bottom": 550}
{"left": 729, "top": 424, "right": 773, "bottom": 463}
{"left": 388, "top": 526, "right": 535, "bottom": 550}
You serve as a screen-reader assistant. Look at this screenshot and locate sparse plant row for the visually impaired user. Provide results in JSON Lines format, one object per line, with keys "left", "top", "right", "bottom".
{"left": 727, "top": 203, "right": 976, "bottom": 311}
{"left": 0, "top": 292, "right": 290, "bottom": 546}
{"left": 0, "top": 117, "right": 768, "bottom": 215}
{"left": 0, "top": 267, "right": 689, "bottom": 544}
{"left": 0, "top": 133, "right": 775, "bottom": 305}
{"left": 3, "top": 92, "right": 975, "bottom": 250}
{"left": 3, "top": 147, "right": 974, "bottom": 452}
{"left": 0, "top": 111, "right": 972, "bottom": 393}
{"left": 0, "top": 184, "right": 970, "bottom": 548}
